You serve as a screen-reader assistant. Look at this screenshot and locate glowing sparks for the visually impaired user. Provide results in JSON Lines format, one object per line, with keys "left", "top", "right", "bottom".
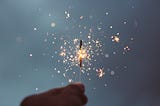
{"left": 111, "top": 36, "right": 120, "bottom": 43}
{"left": 68, "top": 79, "right": 73, "bottom": 83}
{"left": 65, "top": 11, "right": 70, "bottom": 19}
{"left": 57, "top": 37, "right": 103, "bottom": 82}
{"left": 77, "top": 49, "right": 87, "bottom": 60}
{"left": 124, "top": 46, "right": 131, "bottom": 52}
{"left": 60, "top": 51, "right": 66, "bottom": 57}
{"left": 88, "top": 35, "right": 91, "bottom": 39}
{"left": 80, "top": 16, "right": 84, "bottom": 20}
{"left": 96, "top": 68, "right": 105, "bottom": 78}
{"left": 42, "top": 10, "right": 134, "bottom": 84}
{"left": 73, "top": 39, "right": 78, "bottom": 44}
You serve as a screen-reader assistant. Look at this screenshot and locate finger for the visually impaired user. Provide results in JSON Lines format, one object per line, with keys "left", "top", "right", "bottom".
{"left": 70, "top": 82, "right": 85, "bottom": 93}
{"left": 63, "top": 83, "right": 85, "bottom": 95}
{"left": 62, "top": 83, "right": 88, "bottom": 105}
{"left": 47, "top": 87, "right": 64, "bottom": 96}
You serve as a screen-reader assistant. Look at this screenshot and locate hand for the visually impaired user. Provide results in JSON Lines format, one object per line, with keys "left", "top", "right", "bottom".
{"left": 20, "top": 83, "right": 88, "bottom": 106}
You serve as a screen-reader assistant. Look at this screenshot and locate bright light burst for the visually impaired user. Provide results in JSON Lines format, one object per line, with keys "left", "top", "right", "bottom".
{"left": 40, "top": 8, "right": 134, "bottom": 85}
{"left": 59, "top": 38, "right": 99, "bottom": 71}
{"left": 96, "top": 68, "right": 105, "bottom": 78}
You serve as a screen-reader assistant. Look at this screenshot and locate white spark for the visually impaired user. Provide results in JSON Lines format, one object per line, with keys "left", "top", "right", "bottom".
{"left": 109, "top": 25, "right": 113, "bottom": 29}
{"left": 51, "top": 22, "right": 56, "bottom": 27}
{"left": 105, "top": 54, "right": 109, "bottom": 58}
{"left": 111, "top": 71, "right": 115, "bottom": 75}
{"left": 35, "top": 88, "right": 39, "bottom": 91}
{"left": 96, "top": 68, "right": 105, "bottom": 78}
{"left": 29, "top": 53, "right": 33, "bottom": 57}
{"left": 34, "top": 28, "right": 37, "bottom": 31}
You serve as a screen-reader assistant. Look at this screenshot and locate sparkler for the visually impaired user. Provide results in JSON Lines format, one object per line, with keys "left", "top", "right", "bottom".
{"left": 79, "top": 40, "right": 83, "bottom": 81}
{"left": 79, "top": 40, "right": 83, "bottom": 68}
{"left": 54, "top": 12, "right": 132, "bottom": 83}
{"left": 77, "top": 40, "right": 88, "bottom": 81}
{"left": 35, "top": 7, "right": 134, "bottom": 87}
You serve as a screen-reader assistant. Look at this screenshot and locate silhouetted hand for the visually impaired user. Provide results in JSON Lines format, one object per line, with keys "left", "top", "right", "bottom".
{"left": 20, "top": 83, "right": 88, "bottom": 106}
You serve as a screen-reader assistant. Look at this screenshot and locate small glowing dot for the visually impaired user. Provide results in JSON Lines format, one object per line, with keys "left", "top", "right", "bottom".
{"left": 55, "top": 51, "right": 57, "bottom": 54}
{"left": 113, "top": 52, "right": 116, "bottom": 54}
{"left": 57, "top": 70, "right": 60, "bottom": 73}
{"left": 124, "top": 21, "right": 127, "bottom": 24}
{"left": 105, "top": 12, "right": 109, "bottom": 15}
{"left": 52, "top": 41, "right": 55, "bottom": 44}
{"left": 95, "top": 40, "right": 99, "bottom": 44}
{"left": 60, "top": 51, "right": 66, "bottom": 57}
{"left": 89, "top": 28, "right": 93, "bottom": 33}
{"left": 105, "top": 54, "right": 109, "bottom": 58}
{"left": 109, "top": 25, "right": 113, "bottom": 29}
{"left": 86, "top": 73, "right": 89, "bottom": 76}
{"left": 51, "top": 22, "right": 56, "bottom": 27}
{"left": 44, "top": 39, "right": 47, "bottom": 42}
{"left": 29, "top": 53, "right": 33, "bottom": 57}
{"left": 35, "top": 88, "right": 39, "bottom": 91}
{"left": 65, "top": 11, "right": 70, "bottom": 19}
{"left": 116, "top": 33, "right": 120, "bottom": 35}
{"left": 97, "top": 27, "right": 102, "bottom": 30}
{"left": 111, "top": 71, "right": 115, "bottom": 75}
{"left": 34, "top": 28, "right": 37, "bottom": 31}
{"left": 63, "top": 73, "right": 66, "bottom": 77}
{"left": 80, "top": 16, "right": 84, "bottom": 19}
{"left": 88, "top": 35, "right": 91, "bottom": 39}
{"left": 73, "top": 39, "right": 78, "bottom": 44}
{"left": 104, "top": 84, "right": 107, "bottom": 87}
{"left": 124, "top": 46, "right": 131, "bottom": 51}
{"left": 73, "top": 72, "right": 76, "bottom": 74}
{"left": 68, "top": 79, "right": 72, "bottom": 83}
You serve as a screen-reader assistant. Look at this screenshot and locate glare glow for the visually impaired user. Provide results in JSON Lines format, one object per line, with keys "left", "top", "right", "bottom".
{"left": 77, "top": 49, "right": 87, "bottom": 60}
{"left": 111, "top": 36, "right": 120, "bottom": 43}
{"left": 96, "top": 68, "right": 105, "bottom": 78}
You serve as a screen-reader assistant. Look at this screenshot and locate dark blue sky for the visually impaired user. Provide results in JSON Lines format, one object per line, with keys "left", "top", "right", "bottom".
{"left": 0, "top": 0, "right": 160, "bottom": 106}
